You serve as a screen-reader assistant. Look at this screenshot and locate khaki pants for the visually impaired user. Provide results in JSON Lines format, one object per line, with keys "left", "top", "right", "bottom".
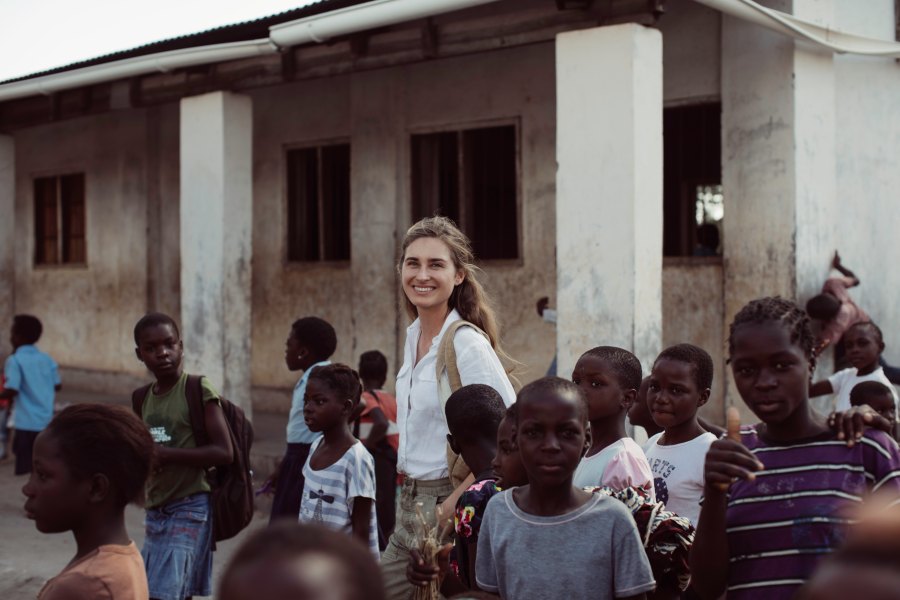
{"left": 381, "top": 477, "right": 454, "bottom": 600}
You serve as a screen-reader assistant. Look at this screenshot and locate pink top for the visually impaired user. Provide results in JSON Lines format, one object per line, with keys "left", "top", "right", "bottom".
{"left": 572, "top": 438, "right": 655, "bottom": 501}
{"left": 819, "top": 276, "right": 869, "bottom": 347}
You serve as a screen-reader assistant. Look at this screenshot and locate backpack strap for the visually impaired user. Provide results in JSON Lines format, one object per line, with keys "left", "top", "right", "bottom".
{"left": 435, "top": 319, "right": 489, "bottom": 397}
{"left": 131, "top": 384, "right": 153, "bottom": 419}
{"left": 184, "top": 375, "right": 210, "bottom": 447}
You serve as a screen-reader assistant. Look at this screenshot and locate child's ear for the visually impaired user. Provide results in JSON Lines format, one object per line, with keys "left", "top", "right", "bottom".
{"left": 88, "top": 473, "right": 111, "bottom": 504}
{"left": 698, "top": 388, "right": 711, "bottom": 407}
{"left": 446, "top": 433, "right": 461, "bottom": 455}
{"left": 342, "top": 398, "right": 353, "bottom": 416}
{"left": 622, "top": 389, "right": 637, "bottom": 409}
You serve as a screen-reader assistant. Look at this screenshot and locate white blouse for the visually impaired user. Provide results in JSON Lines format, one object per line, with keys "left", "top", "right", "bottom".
{"left": 395, "top": 309, "right": 516, "bottom": 480}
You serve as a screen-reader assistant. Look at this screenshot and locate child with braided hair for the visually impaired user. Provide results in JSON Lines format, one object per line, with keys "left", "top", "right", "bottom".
{"left": 691, "top": 297, "right": 900, "bottom": 600}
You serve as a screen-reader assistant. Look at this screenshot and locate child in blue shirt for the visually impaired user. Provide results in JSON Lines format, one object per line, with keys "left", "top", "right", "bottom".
{"left": 266, "top": 316, "right": 337, "bottom": 523}
{"left": 1, "top": 314, "right": 60, "bottom": 475}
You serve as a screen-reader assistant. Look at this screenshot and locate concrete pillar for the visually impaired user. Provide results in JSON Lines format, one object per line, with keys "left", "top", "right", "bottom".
{"left": 180, "top": 92, "right": 253, "bottom": 417}
{"left": 0, "top": 136, "right": 13, "bottom": 361}
{"left": 722, "top": 0, "right": 835, "bottom": 416}
{"left": 350, "top": 71, "right": 402, "bottom": 373}
{"left": 555, "top": 23, "right": 663, "bottom": 377}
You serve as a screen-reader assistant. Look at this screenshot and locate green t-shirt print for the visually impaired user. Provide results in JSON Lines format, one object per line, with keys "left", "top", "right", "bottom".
{"left": 142, "top": 372, "right": 220, "bottom": 509}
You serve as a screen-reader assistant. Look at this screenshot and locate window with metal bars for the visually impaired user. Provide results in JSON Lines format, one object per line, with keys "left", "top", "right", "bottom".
{"left": 34, "top": 173, "right": 86, "bottom": 265}
{"left": 286, "top": 143, "right": 351, "bottom": 262}
{"left": 411, "top": 124, "right": 519, "bottom": 260}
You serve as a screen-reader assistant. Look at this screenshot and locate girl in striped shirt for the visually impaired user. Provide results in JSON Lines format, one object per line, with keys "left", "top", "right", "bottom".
{"left": 299, "top": 364, "right": 379, "bottom": 558}
{"left": 691, "top": 297, "right": 900, "bottom": 600}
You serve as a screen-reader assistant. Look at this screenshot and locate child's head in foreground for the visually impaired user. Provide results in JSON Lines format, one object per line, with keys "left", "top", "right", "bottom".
{"left": 304, "top": 364, "right": 362, "bottom": 433}
{"left": 445, "top": 384, "right": 506, "bottom": 467}
{"left": 805, "top": 292, "right": 842, "bottom": 323}
{"left": 22, "top": 403, "right": 154, "bottom": 534}
{"left": 648, "top": 343, "right": 713, "bottom": 430}
{"left": 627, "top": 377, "right": 660, "bottom": 435}
{"left": 842, "top": 322, "right": 884, "bottom": 373}
{"left": 492, "top": 403, "right": 528, "bottom": 488}
{"left": 219, "top": 521, "right": 385, "bottom": 600}
{"left": 727, "top": 296, "right": 816, "bottom": 425}
{"left": 11, "top": 314, "right": 43, "bottom": 348}
{"left": 285, "top": 316, "right": 337, "bottom": 372}
{"left": 572, "top": 346, "right": 642, "bottom": 424}
{"left": 514, "top": 377, "right": 590, "bottom": 488}
{"left": 358, "top": 350, "right": 388, "bottom": 388}
{"left": 850, "top": 381, "right": 896, "bottom": 423}
{"left": 133, "top": 312, "right": 182, "bottom": 379}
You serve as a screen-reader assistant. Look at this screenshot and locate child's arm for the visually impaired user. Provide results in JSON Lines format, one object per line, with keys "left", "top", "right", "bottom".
{"left": 809, "top": 379, "right": 834, "bottom": 397}
{"left": 350, "top": 496, "right": 374, "bottom": 545}
{"left": 832, "top": 251, "right": 860, "bottom": 286}
{"left": 362, "top": 407, "right": 390, "bottom": 449}
{"left": 156, "top": 401, "right": 233, "bottom": 467}
{"left": 690, "top": 436, "right": 764, "bottom": 598}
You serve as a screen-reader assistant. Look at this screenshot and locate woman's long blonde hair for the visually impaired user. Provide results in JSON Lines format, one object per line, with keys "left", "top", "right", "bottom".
{"left": 399, "top": 216, "right": 502, "bottom": 349}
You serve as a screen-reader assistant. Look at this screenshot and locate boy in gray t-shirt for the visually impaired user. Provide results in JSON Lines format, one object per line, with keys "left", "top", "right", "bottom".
{"left": 475, "top": 378, "right": 655, "bottom": 599}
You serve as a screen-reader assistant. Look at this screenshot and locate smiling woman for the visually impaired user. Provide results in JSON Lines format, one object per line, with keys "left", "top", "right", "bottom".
{"left": 380, "top": 216, "right": 516, "bottom": 599}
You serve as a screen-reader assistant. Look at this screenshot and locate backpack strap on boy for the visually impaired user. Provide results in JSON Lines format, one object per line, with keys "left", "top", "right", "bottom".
{"left": 183, "top": 374, "right": 209, "bottom": 447}
{"left": 131, "top": 383, "right": 154, "bottom": 418}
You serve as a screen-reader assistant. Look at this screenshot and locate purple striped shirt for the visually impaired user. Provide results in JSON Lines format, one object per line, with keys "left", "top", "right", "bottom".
{"left": 724, "top": 427, "right": 900, "bottom": 599}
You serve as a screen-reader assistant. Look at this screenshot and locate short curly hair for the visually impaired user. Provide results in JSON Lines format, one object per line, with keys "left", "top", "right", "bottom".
{"left": 291, "top": 317, "right": 337, "bottom": 362}
{"left": 654, "top": 343, "right": 714, "bottom": 390}
{"left": 728, "top": 296, "right": 815, "bottom": 364}
{"left": 577, "top": 346, "right": 643, "bottom": 390}
{"left": 308, "top": 363, "right": 362, "bottom": 406}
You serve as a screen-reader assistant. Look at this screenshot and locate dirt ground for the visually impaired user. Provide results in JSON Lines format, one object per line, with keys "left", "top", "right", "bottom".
{"left": 0, "top": 458, "right": 266, "bottom": 599}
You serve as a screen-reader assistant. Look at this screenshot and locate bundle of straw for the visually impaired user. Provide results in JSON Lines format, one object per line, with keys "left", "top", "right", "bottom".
{"left": 412, "top": 501, "right": 454, "bottom": 600}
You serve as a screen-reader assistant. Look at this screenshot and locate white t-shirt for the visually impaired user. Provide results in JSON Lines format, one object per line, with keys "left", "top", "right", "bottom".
{"left": 643, "top": 431, "right": 716, "bottom": 526}
{"left": 299, "top": 438, "right": 379, "bottom": 558}
{"left": 828, "top": 366, "right": 899, "bottom": 413}
{"left": 395, "top": 309, "right": 516, "bottom": 480}
{"left": 573, "top": 438, "right": 655, "bottom": 501}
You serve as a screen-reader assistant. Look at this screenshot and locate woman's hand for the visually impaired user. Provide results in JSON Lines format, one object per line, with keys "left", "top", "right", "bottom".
{"left": 406, "top": 546, "right": 452, "bottom": 587}
{"left": 828, "top": 406, "right": 894, "bottom": 447}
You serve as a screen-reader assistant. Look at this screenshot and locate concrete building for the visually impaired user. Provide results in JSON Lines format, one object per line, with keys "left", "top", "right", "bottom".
{"left": 1, "top": 0, "right": 898, "bottom": 424}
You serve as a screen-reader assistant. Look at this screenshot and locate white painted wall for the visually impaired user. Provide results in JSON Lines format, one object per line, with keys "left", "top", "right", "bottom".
{"left": 180, "top": 92, "right": 254, "bottom": 412}
{"left": 832, "top": 0, "right": 900, "bottom": 366}
{"left": 556, "top": 24, "right": 663, "bottom": 376}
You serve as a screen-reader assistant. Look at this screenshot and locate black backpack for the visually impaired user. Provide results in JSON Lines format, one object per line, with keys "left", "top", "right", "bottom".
{"left": 132, "top": 375, "right": 255, "bottom": 544}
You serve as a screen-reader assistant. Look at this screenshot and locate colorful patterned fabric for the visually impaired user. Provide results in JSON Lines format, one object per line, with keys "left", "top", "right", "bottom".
{"left": 586, "top": 485, "right": 695, "bottom": 592}
{"left": 451, "top": 478, "right": 502, "bottom": 584}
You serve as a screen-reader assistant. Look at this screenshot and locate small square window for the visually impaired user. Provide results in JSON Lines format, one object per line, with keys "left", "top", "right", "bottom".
{"left": 411, "top": 124, "right": 519, "bottom": 260}
{"left": 34, "top": 173, "right": 86, "bottom": 265}
{"left": 286, "top": 143, "right": 351, "bottom": 262}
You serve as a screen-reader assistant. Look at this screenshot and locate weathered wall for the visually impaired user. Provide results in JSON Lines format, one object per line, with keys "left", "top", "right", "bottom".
{"left": 13, "top": 111, "right": 156, "bottom": 380}
{"left": 662, "top": 260, "right": 725, "bottom": 423}
{"left": 659, "top": 0, "right": 722, "bottom": 103}
{"left": 0, "top": 136, "right": 13, "bottom": 362}
{"left": 832, "top": 0, "right": 900, "bottom": 367}
{"left": 248, "top": 42, "right": 558, "bottom": 407}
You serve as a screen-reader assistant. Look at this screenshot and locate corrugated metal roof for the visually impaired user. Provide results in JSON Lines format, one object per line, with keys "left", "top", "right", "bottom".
{"left": 1, "top": 0, "right": 375, "bottom": 84}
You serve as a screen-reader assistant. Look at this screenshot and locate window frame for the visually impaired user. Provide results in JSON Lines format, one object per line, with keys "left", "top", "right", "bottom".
{"left": 32, "top": 171, "right": 88, "bottom": 269}
{"left": 407, "top": 118, "right": 523, "bottom": 266}
{"left": 282, "top": 138, "right": 352, "bottom": 267}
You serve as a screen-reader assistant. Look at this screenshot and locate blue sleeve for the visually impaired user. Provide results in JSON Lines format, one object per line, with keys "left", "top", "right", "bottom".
{"left": 4, "top": 356, "right": 21, "bottom": 391}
